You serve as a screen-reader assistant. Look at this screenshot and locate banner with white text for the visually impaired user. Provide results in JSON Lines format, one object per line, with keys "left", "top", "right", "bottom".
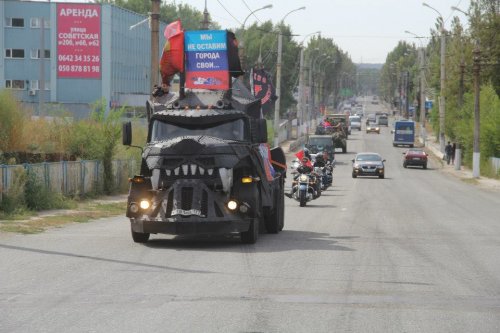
{"left": 57, "top": 4, "right": 101, "bottom": 79}
{"left": 184, "top": 30, "right": 229, "bottom": 90}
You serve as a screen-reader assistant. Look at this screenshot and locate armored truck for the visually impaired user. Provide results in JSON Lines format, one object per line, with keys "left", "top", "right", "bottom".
{"left": 122, "top": 89, "right": 286, "bottom": 244}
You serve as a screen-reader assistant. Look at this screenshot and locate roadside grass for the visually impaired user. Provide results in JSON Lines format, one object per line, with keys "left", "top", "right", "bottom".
{"left": 0, "top": 201, "right": 126, "bottom": 234}
{"left": 461, "top": 178, "right": 479, "bottom": 185}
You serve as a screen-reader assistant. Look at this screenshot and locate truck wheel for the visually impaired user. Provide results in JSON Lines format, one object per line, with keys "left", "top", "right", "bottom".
{"left": 265, "top": 180, "right": 284, "bottom": 233}
{"left": 131, "top": 228, "right": 150, "bottom": 243}
{"left": 241, "top": 217, "right": 259, "bottom": 244}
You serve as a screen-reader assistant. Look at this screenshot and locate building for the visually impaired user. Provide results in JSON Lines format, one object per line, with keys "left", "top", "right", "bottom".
{"left": 0, "top": 0, "right": 166, "bottom": 118}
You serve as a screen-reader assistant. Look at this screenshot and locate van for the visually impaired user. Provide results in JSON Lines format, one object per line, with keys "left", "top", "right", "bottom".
{"left": 392, "top": 120, "right": 415, "bottom": 147}
{"left": 377, "top": 115, "right": 388, "bottom": 126}
{"left": 367, "top": 114, "right": 376, "bottom": 124}
{"left": 349, "top": 116, "right": 361, "bottom": 131}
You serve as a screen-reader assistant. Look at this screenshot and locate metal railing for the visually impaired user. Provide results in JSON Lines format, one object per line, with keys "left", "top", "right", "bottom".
{"left": 0, "top": 160, "right": 137, "bottom": 203}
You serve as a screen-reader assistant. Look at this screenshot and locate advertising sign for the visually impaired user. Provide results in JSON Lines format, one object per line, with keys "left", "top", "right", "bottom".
{"left": 184, "top": 30, "right": 229, "bottom": 90}
{"left": 57, "top": 4, "right": 101, "bottom": 78}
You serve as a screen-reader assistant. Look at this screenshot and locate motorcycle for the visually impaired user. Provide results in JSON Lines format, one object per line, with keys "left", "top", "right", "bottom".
{"left": 321, "top": 161, "right": 334, "bottom": 189}
{"left": 289, "top": 170, "right": 320, "bottom": 207}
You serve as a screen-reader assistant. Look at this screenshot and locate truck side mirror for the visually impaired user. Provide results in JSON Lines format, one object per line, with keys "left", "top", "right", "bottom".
{"left": 258, "top": 119, "right": 268, "bottom": 143}
{"left": 122, "top": 121, "right": 132, "bottom": 146}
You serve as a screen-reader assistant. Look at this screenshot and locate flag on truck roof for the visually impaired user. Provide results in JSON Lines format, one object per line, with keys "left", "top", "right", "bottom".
{"left": 160, "top": 20, "right": 184, "bottom": 88}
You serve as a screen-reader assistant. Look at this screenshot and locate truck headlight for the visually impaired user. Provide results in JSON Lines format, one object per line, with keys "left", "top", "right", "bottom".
{"left": 129, "top": 203, "right": 139, "bottom": 213}
{"left": 227, "top": 200, "right": 238, "bottom": 211}
{"left": 139, "top": 199, "right": 150, "bottom": 210}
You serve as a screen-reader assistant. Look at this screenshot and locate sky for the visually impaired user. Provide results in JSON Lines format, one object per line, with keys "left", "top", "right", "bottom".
{"left": 49, "top": 0, "right": 472, "bottom": 64}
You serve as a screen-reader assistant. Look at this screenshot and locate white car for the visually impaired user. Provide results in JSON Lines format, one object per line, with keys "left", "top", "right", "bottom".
{"left": 349, "top": 116, "right": 362, "bottom": 131}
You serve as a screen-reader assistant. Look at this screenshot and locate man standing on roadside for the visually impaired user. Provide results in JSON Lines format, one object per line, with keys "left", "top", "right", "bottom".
{"left": 445, "top": 141, "right": 453, "bottom": 165}
{"left": 451, "top": 143, "right": 457, "bottom": 165}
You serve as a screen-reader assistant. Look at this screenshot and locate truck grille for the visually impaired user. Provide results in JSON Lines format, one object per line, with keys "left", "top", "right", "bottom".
{"left": 162, "top": 180, "right": 213, "bottom": 218}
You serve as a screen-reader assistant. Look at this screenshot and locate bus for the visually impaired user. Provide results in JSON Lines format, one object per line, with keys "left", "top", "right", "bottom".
{"left": 392, "top": 120, "right": 415, "bottom": 147}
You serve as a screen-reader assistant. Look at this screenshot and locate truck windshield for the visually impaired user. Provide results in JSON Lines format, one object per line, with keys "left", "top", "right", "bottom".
{"left": 309, "top": 138, "right": 332, "bottom": 146}
{"left": 151, "top": 118, "right": 246, "bottom": 142}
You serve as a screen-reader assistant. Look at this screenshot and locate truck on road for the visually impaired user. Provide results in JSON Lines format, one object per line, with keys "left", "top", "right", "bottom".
{"left": 122, "top": 29, "right": 286, "bottom": 244}
{"left": 392, "top": 120, "right": 415, "bottom": 147}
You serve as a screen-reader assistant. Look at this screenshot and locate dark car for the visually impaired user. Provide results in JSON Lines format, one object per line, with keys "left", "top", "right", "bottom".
{"left": 403, "top": 148, "right": 428, "bottom": 169}
{"left": 352, "top": 152, "right": 385, "bottom": 178}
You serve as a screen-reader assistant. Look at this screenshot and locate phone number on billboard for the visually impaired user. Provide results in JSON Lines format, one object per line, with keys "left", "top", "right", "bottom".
{"left": 58, "top": 54, "right": 100, "bottom": 62}
{"left": 58, "top": 65, "right": 100, "bottom": 73}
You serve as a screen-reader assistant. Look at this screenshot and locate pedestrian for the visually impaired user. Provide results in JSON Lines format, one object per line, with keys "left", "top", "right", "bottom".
{"left": 445, "top": 141, "right": 452, "bottom": 165}
{"left": 451, "top": 142, "right": 456, "bottom": 165}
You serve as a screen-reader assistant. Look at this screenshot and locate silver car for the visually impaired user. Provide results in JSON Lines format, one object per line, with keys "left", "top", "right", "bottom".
{"left": 352, "top": 152, "right": 385, "bottom": 179}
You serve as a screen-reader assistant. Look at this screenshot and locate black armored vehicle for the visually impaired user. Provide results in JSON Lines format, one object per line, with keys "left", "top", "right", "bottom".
{"left": 122, "top": 88, "right": 286, "bottom": 244}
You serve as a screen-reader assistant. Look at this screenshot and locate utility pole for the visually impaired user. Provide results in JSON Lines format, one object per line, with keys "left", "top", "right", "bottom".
{"left": 439, "top": 23, "right": 446, "bottom": 153}
{"left": 297, "top": 47, "right": 305, "bottom": 138}
{"left": 472, "top": 44, "right": 481, "bottom": 178}
{"left": 273, "top": 31, "right": 283, "bottom": 147}
{"left": 419, "top": 47, "right": 426, "bottom": 145}
{"left": 273, "top": 6, "right": 306, "bottom": 147}
{"left": 150, "top": 0, "right": 160, "bottom": 92}
{"left": 404, "top": 72, "right": 409, "bottom": 118}
{"left": 459, "top": 59, "right": 465, "bottom": 108}
{"left": 399, "top": 72, "right": 404, "bottom": 115}
{"left": 39, "top": 17, "right": 45, "bottom": 117}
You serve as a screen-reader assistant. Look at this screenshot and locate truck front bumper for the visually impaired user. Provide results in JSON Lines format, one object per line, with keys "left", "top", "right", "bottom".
{"left": 130, "top": 217, "right": 254, "bottom": 235}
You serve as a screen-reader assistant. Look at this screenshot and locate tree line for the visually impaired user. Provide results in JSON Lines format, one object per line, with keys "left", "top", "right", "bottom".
{"left": 379, "top": 0, "right": 499, "bottom": 175}
{"left": 104, "top": 0, "right": 357, "bottom": 114}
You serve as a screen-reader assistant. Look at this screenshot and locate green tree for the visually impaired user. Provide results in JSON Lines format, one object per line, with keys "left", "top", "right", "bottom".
{"left": 456, "top": 84, "right": 500, "bottom": 169}
{"left": 89, "top": 99, "right": 125, "bottom": 194}
{"left": 239, "top": 21, "right": 301, "bottom": 116}
{"left": 0, "top": 90, "right": 25, "bottom": 155}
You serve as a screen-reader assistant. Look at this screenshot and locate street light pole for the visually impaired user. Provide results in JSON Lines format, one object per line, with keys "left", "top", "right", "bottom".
{"left": 404, "top": 31, "right": 426, "bottom": 143}
{"left": 239, "top": 4, "right": 273, "bottom": 72}
{"left": 274, "top": 6, "right": 306, "bottom": 147}
{"left": 423, "top": 2, "right": 446, "bottom": 153}
{"left": 472, "top": 44, "right": 481, "bottom": 178}
{"left": 310, "top": 54, "right": 328, "bottom": 127}
{"left": 297, "top": 32, "right": 320, "bottom": 138}
{"left": 451, "top": 5, "right": 473, "bottom": 172}
{"left": 316, "top": 56, "right": 331, "bottom": 112}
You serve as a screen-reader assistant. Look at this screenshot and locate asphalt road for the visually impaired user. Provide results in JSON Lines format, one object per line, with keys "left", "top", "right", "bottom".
{"left": 1, "top": 99, "right": 500, "bottom": 333}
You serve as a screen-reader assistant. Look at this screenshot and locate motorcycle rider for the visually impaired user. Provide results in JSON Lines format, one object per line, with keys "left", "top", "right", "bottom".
{"left": 286, "top": 157, "right": 314, "bottom": 199}
{"left": 297, "top": 157, "right": 313, "bottom": 174}
{"left": 313, "top": 154, "right": 326, "bottom": 168}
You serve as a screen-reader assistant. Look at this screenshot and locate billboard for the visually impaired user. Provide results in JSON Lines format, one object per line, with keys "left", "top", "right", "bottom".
{"left": 57, "top": 4, "right": 101, "bottom": 79}
{"left": 184, "top": 30, "right": 229, "bottom": 90}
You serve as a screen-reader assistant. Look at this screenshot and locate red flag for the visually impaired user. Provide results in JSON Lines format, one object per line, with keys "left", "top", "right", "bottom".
{"left": 160, "top": 21, "right": 184, "bottom": 86}
{"left": 163, "top": 20, "right": 182, "bottom": 39}
{"left": 295, "top": 150, "right": 304, "bottom": 161}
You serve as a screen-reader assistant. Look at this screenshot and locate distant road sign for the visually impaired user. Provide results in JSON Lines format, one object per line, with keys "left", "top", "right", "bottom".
{"left": 425, "top": 101, "right": 433, "bottom": 109}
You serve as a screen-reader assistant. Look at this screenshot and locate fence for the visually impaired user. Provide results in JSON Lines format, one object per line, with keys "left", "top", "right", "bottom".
{"left": 0, "top": 159, "right": 137, "bottom": 204}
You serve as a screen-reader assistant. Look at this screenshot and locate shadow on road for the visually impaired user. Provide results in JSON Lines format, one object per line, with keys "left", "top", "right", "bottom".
{"left": 145, "top": 230, "right": 356, "bottom": 253}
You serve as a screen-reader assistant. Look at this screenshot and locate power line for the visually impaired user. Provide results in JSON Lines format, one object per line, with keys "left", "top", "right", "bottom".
{"left": 215, "top": 0, "right": 242, "bottom": 26}
{"left": 241, "top": 0, "right": 263, "bottom": 25}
